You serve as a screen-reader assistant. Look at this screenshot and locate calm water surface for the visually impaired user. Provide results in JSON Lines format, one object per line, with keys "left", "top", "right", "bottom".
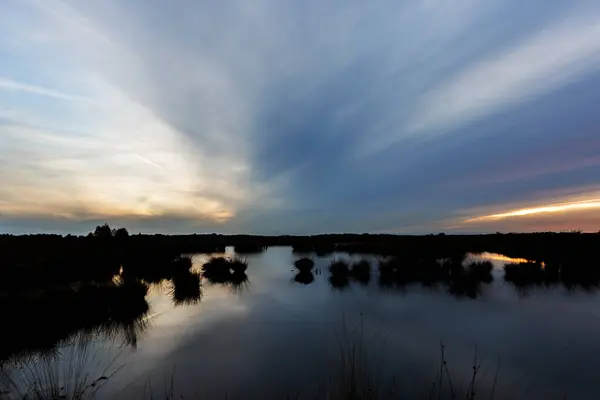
{"left": 35, "top": 248, "right": 600, "bottom": 399}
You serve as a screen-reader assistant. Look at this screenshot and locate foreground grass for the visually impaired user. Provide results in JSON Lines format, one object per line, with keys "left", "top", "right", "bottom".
{"left": 1, "top": 317, "right": 504, "bottom": 400}
{"left": 0, "top": 338, "right": 121, "bottom": 400}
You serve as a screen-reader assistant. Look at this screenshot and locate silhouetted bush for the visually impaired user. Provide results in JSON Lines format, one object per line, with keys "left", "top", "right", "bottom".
{"left": 378, "top": 257, "right": 448, "bottom": 286}
{"left": 234, "top": 243, "right": 266, "bottom": 254}
{"left": 314, "top": 244, "right": 334, "bottom": 257}
{"left": 292, "top": 242, "right": 314, "bottom": 254}
{"left": 504, "top": 262, "right": 544, "bottom": 287}
{"left": 121, "top": 252, "right": 179, "bottom": 283}
{"left": 202, "top": 257, "right": 248, "bottom": 286}
{"left": 171, "top": 255, "right": 193, "bottom": 272}
{"left": 294, "top": 258, "right": 315, "bottom": 271}
{"left": 170, "top": 271, "right": 202, "bottom": 306}
{"left": 466, "top": 261, "right": 493, "bottom": 283}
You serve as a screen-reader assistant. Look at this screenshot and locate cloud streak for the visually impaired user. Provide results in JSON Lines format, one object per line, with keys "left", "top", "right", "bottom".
{"left": 410, "top": 12, "right": 600, "bottom": 134}
{"left": 466, "top": 199, "right": 600, "bottom": 223}
{"left": 0, "top": 78, "right": 90, "bottom": 101}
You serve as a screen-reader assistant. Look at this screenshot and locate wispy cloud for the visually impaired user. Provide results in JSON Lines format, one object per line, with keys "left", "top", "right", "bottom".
{"left": 0, "top": 0, "right": 277, "bottom": 227}
{"left": 0, "top": 78, "right": 90, "bottom": 101}
{"left": 410, "top": 12, "right": 600, "bottom": 134}
{"left": 466, "top": 199, "right": 600, "bottom": 223}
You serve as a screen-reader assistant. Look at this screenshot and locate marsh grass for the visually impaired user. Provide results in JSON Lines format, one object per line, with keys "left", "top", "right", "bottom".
{"left": 26, "top": 316, "right": 505, "bottom": 400}
{"left": 170, "top": 271, "right": 202, "bottom": 307}
{"left": 0, "top": 337, "right": 122, "bottom": 400}
{"left": 328, "top": 317, "right": 378, "bottom": 400}
{"left": 426, "top": 343, "right": 501, "bottom": 400}
{"left": 171, "top": 256, "right": 194, "bottom": 272}
{"left": 226, "top": 271, "right": 250, "bottom": 295}
{"left": 326, "top": 318, "right": 498, "bottom": 400}
{"left": 202, "top": 257, "right": 249, "bottom": 294}
{"left": 203, "top": 257, "right": 248, "bottom": 277}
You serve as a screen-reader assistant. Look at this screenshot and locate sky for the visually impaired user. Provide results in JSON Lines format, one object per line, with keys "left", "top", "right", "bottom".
{"left": 2, "top": 0, "right": 600, "bottom": 235}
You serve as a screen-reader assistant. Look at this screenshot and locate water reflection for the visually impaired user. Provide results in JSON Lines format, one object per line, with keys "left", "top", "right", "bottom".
{"left": 302, "top": 254, "right": 496, "bottom": 299}
{"left": 226, "top": 272, "right": 250, "bottom": 295}
{"left": 287, "top": 250, "right": 600, "bottom": 299}
{"left": 0, "top": 280, "right": 151, "bottom": 362}
{"left": 170, "top": 271, "right": 202, "bottom": 306}
{"left": 325, "top": 259, "right": 373, "bottom": 290}
{"left": 4, "top": 247, "right": 597, "bottom": 367}
{"left": 467, "top": 252, "right": 535, "bottom": 270}
{"left": 328, "top": 273, "right": 351, "bottom": 291}
{"left": 5, "top": 246, "right": 600, "bottom": 399}
{"left": 350, "top": 260, "right": 372, "bottom": 286}
{"left": 202, "top": 256, "right": 250, "bottom": 294}
{"left": 292, "top": 258, "right": 317, "bottom": 285}
{"left": 293, "top": 270, "right": 315, "bottom": 285}
{"left": 328, "top": 259, "right": 352, "bottom": 291}
{"left": 504, "top": 261, "right": 600, "bottom": 292}
{"left": 143, "top": 256, "right": 251, "bottom": 303}
{"left": 376, "top": 256, "right": 494, "bottom": 299}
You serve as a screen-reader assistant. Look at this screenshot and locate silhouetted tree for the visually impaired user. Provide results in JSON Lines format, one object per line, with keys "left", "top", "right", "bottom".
{"left": 113, "top": 227, "right": 130, "bottom": 239}
{"left": 93, "top": 224, "right": 113, "bottom": 238}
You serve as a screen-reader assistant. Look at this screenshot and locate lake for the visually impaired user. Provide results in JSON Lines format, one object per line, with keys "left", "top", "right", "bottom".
{"left": 4, "top": 246, "right": 600, "bottom": 399}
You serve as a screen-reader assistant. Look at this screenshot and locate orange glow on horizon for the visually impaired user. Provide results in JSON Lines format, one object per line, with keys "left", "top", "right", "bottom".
{"left": 466, "top": 199, "right": 600, "bottom": 223}
{"left": 0, "top": 190, "right": 236, "bottom": 223}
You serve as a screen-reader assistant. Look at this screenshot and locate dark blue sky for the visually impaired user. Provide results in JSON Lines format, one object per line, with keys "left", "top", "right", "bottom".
{"left": 2, "top": 0, "right": 600, "bottom": 234}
